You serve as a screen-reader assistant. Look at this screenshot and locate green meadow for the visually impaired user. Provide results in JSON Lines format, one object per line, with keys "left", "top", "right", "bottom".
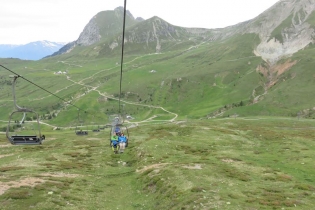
{"left": 2, "top": 32, "right": 315, "bottom": 122}
{"left": 0, "top": 118, "right": 314, "bottom": 209}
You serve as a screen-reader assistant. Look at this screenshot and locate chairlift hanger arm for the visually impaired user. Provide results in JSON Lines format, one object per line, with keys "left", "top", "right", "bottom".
{"left": 11, "top": 75, "right": 32, "bottom": 112}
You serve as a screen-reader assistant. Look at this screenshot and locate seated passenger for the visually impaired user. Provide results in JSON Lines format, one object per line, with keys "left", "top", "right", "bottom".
{"left": 118, "top": 133, "right": 127, "bottom": 153}
{"left": 111, "top": 133, "right": 119, "bottom": 154}
{"left": 115, "top": 127, "right": 121, "bottom": 136}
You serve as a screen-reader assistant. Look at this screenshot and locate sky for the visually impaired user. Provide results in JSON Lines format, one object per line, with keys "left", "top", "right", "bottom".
{"left": 0, "top": 0, "right": 280, "bottom": 45}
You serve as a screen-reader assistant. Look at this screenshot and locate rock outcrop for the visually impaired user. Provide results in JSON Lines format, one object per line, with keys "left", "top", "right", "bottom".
{"left": 76, "top": 17, "right": 100, "bottom": 46}
{"left": 245, "top": 0, "right": 315, "bottom": 64}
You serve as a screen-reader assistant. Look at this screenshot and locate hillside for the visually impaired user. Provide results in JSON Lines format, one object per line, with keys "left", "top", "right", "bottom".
{"left": 1, "top": 118, "right": 315, "bottom": 209}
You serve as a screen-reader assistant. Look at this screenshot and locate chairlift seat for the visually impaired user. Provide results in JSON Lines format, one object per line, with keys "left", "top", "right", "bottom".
{"left": 76, "top": 131, "right": 88, "bottom": 136}
{"left": 9, "top": 135, "right": 43, "bottom": 145}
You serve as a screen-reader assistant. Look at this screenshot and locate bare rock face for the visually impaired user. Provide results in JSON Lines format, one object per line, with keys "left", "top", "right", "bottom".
{"left": 109, "top": 41, "right": 119, "bottom": 50}
{"left": 76, "top": 17, "right": 101, "bottom": 46}
{"left": 114, "top": 6, "right": 135, "bottom": 20}
{"left": 245, "top": 0, "right": 315, "bottom": 64}
{"left": 255, "top": 26, "right": 314, "bottom": 64}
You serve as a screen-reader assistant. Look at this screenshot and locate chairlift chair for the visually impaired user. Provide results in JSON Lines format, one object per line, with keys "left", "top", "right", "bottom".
{"left": 109, "top": 114, "right": 129, "bottom": 147}
{"left": 92, "top": 126, "right": 101, "bottom": 132}
{"left": 92, "top": 116, "right": 101, "bottom": 132}
{"left": 92, "top": 124, "right": 101, "bottom": 132}
{"left": 6, "top": 75, "right": 45, "bottom": 145}
{"left": 108, "top": 2, "right": 130, "bottom": 150}
{"left": 75, "top": 111, "right": 88, "bottom": 135}
{"left": 110, "top": 124, "right": 129, "bottom": 147}
{"left": 75, "top": 128, "right": 88, "bottom": 136}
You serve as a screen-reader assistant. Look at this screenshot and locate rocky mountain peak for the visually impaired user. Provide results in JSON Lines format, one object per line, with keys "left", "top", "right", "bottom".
{"left": 245, "top": 0, "right": 315, "bottom": 64}
{"left": 52, "top": 7, "right": 140, "bottom": 56}
{"left": 76, "top": 7, "right": 137, "bottom": 47}
{"left": 76, "top": 17, "right": 101, "bottom": 46}
{"left": 114, "top": 6, "right": 134, "bottom": 20}
{"left": 136, "top": 17, "right": 145, "bottom": 22}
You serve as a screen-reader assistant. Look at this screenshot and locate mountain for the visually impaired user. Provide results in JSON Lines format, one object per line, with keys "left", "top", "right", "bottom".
{"left": 56, "top": 1, "right": 315, "bottom": 65}
{"left": 49, "top": 7, "right": 143, "bottom": 57}
{"left": 2, "top": 0, "right": 315, "bottom": 122}
{"left": 51, "top": 13, "right": 216, "bottom": 59}
{"left": 0, "top": 44, "right": 19, "bottom": 53}
{"left": 28, "top": 1, "right": 315, "bottom": 63}
{"left": 241, "top": 0, "right": 315, "bottom": 64}
{"left": 51, "top": 6, "right": 220, "bottom": 58}
{"left": 43, "top": 1, "right": 315, "bottom": 119}
{"left": 0, "top": 40, "right": 65, "bottom": 60}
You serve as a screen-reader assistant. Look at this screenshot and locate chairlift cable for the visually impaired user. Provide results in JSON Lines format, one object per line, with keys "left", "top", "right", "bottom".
{"left": 0, "top": 64, "right": 87, "bottom": 113}
{"left": 118, "top": 0, "right": 127, "bottom": 115}
{"left": 109, "top": 0, "right": 130, "bottom": 153}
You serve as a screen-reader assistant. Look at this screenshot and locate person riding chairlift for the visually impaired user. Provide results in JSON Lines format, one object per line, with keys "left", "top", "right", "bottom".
{"left": 111, "top": 133, "right": 119, "bottom": 154}
{"left": 115, "top": 126, "right": 121, "bottom": 136}
{"left": 118, "top": 133, "right": 127, "bottom": 153}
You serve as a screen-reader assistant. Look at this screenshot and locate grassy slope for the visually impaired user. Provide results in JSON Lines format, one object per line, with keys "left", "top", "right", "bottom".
{"left": 268, "top": 14, "right": 293, "bottom": 43}
{"left": 1, "top": 30, "right": 315, "bottom": 124}
{"left": 231, "top": 43, "right": 315, "bottom": 118}
{"left": 0, "top": 118, "right": 315, "bottom": 209}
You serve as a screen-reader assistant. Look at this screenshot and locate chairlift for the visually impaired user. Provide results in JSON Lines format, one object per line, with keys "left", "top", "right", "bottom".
{"left": 109, "top": 112, "right": 129, "bottom": 147}
{"left": 109, "top": 1, "right": 130, "bottom": 150}
{"left": 92, "top": 126, "right": 101, "bottom": 132}
{"left": 6, "top": 75, "right": 45, "bottom": 145}
{"left": 92, "top": 126, "right": 100, "bottom": 132}
{"left": 110, "top": 123, "right": 129, "bottom": 147}
{"left": 75, "top": 111, "right": 88, "bottom": 135}
{"left": 98, "top": 124, "right": 110, "bottom": 130}
{"left": 92, "top": 115, "right": 101, "bottom": 132}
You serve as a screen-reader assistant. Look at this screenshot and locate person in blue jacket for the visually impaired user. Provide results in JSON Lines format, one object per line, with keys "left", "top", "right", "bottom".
{"left": 111, "top": 133, "right": 119, "bottom": 154}
{"left": 118, "top": 133, "right": 127, "bottom": 153}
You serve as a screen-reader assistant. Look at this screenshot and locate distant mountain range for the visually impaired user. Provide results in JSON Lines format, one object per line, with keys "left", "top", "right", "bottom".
{"left": 0, "top": 40, "right": 65, "bottom": 60}
{"left": 52, "top": 1, "right": 315, "bottom": 64}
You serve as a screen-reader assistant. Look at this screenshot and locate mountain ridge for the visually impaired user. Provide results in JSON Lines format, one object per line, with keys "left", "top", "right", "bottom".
{"left": 51, "top": 1, "right": 315, "bottom": 65}
{"left": 0, "top": 40, "right": 65, "bottom": 60}
{"left": 4, "top": 1, "right": 315, "bottom": 63}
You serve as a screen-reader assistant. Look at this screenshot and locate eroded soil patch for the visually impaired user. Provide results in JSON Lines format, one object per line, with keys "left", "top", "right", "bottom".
{"left": 0, "top": 177, "right": 45, "bottom": 195}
